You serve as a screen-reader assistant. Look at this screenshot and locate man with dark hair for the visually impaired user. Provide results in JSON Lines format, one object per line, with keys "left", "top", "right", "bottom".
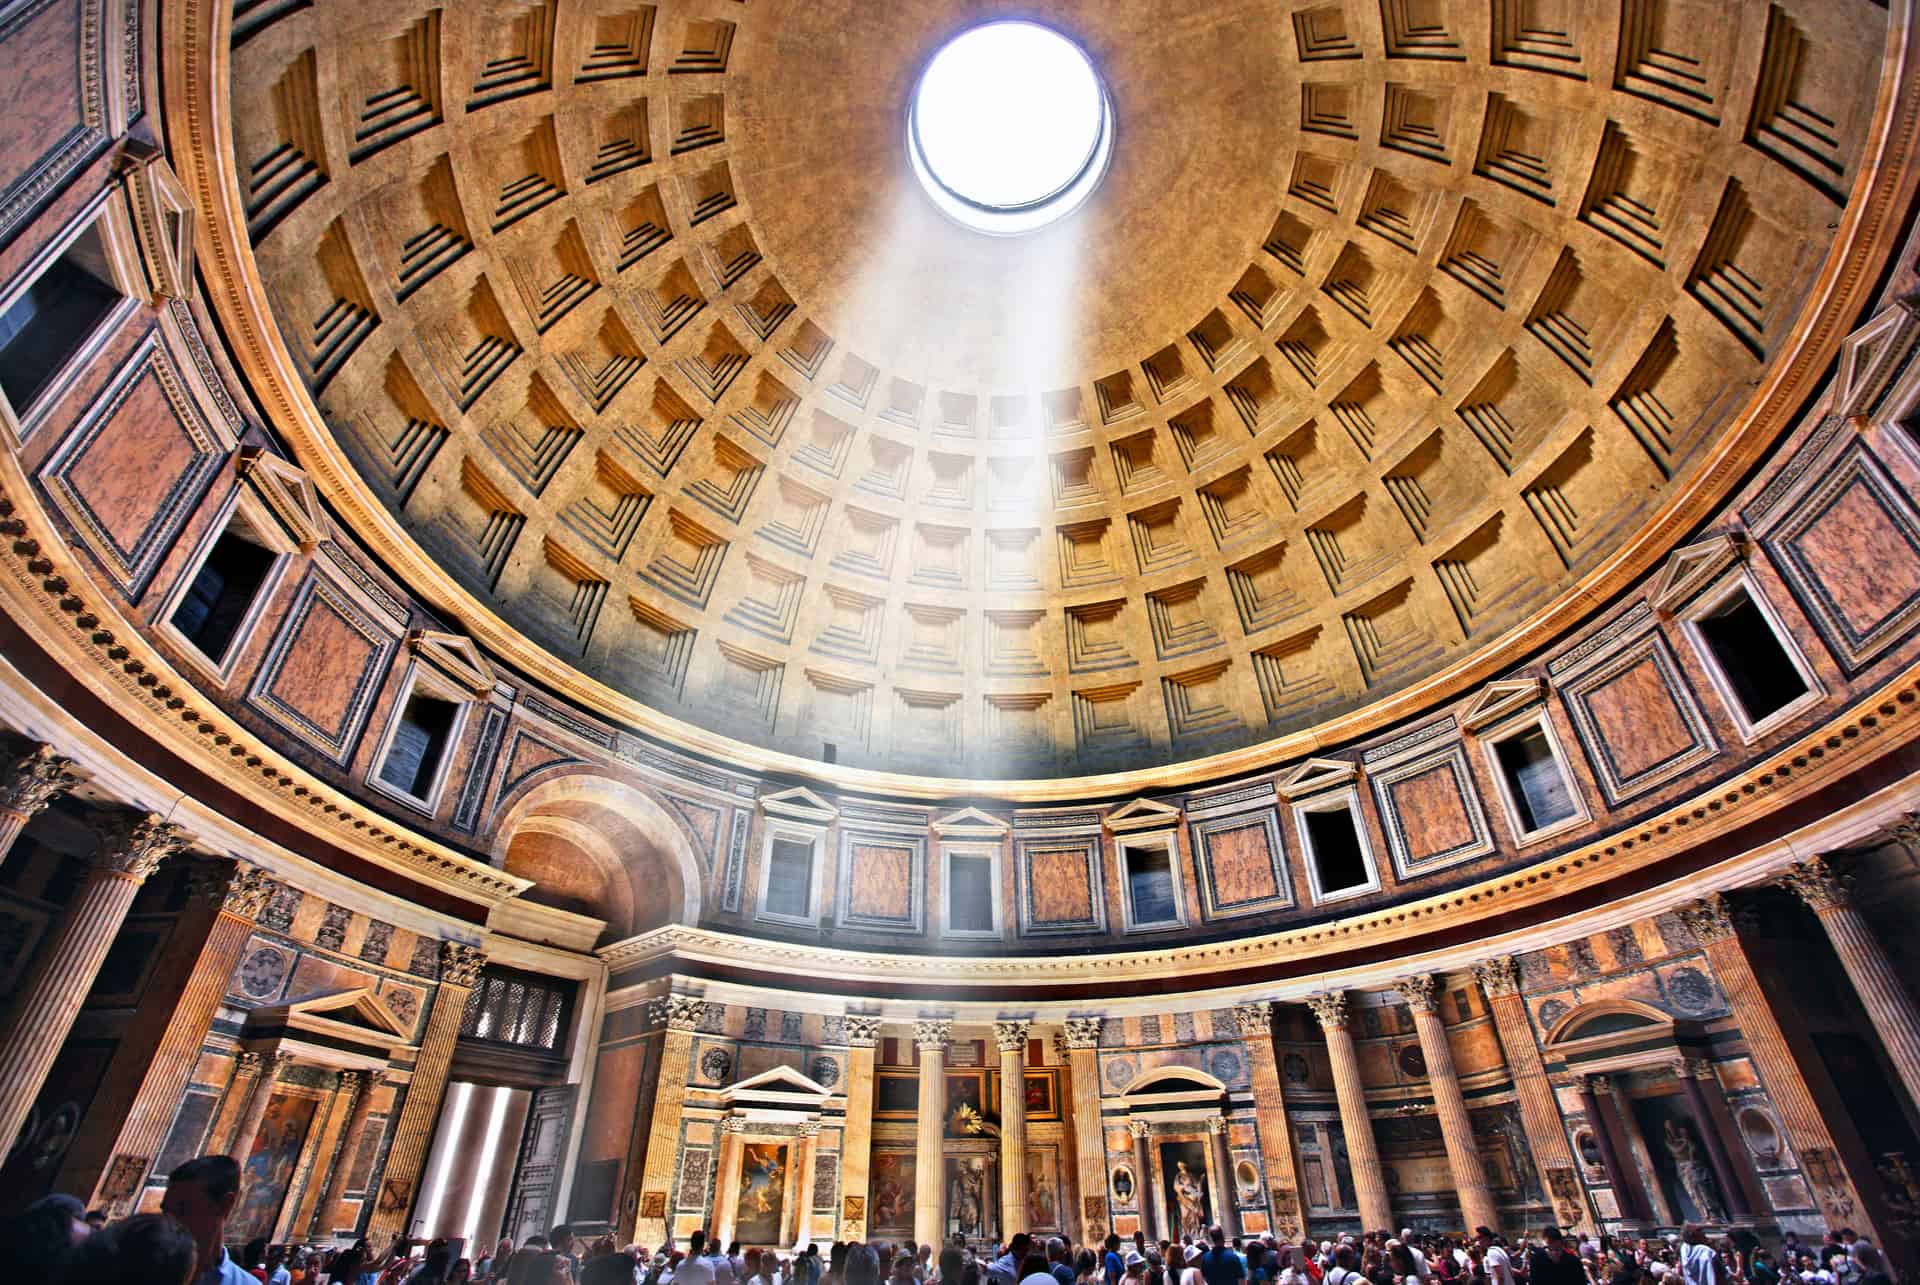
{"left": 161, "top": 1154, "right": 249, "bottom": 1284}
{"left": 1105, "top": 1235, "right": 1126, "bottom": 1285}
{"left": 1201, "top": 1226, "right": 1247, "bottom": 1285}
{"left": 552, "top": 1224, "right": 581, "bottom": 1280}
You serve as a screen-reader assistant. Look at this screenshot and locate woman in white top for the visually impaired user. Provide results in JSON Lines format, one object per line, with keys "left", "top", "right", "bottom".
{"left": 1179, "top": 1245, "right": 1205, "bottom": 1285}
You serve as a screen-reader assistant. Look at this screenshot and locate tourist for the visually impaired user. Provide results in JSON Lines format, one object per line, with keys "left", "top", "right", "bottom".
{"left": 1049, "top": 1237, "right": 1077, "bottom": 1285}
{"left": 1201, "top": 1228, "right": 1246, "bottom": 1285}
{"left": 1021, "top": 1250, "right": 1058, "bottom": 1285}
{"left": 55, "top": 1211, "right": 198, "bottom": 1285}
{"left": 1676, "top": 1232, "right": 1717, "bottom": 1285}
{"left": 1847, "top": 1244, "right": 1888, "bottom": 1285}
{"left": 994, "top": 1234, "right": 1037, "bottom": 1285}
{"left": 1181, "top": 1244, "right": 1207, "bottom": 1285}
{"left": 161, "top": 1155, "right": 249, "bottom": 1285}
{"left": 1105, "top": 1237, "right": 1127, "bottom": 1285}
{"left": 1476, "top": 1231, "right": 1513, "bottom": 1285}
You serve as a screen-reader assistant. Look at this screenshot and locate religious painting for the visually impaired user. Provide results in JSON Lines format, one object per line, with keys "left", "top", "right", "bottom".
{"left": 1025, "top": 1145, "right": 1063, "bottom": 1233}
{"left": 1158, "top": 1140, "right": 1211, "bottom": 1242}
{"left": 733, "top": 1142, "right": 788, "bottom": 1245}
{"left": 875, "top": 1071, "right": 919, "bottom": 1118}
{"left": 231, "top": 1092, "right": 318, "bottom": 1244}
{"left": 945, "top": 1069, "right": 988, "bottom": 1136}
{"left": 1025, "top": 1070, "right": 1059, "bottom": 1119}
{"left": 871, "top": 1150, "right": 917, "bottom": 1233}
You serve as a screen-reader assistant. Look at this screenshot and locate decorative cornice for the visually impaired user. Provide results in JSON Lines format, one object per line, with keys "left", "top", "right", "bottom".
{"left": 438, "top": 941, "right": 487, "bottom": 989}
{"left": 914, "top": 1019, "right": 953, "bottom": 1050}
{"left": 1472, "top": 956, "right": 1521, "bottom": 997}
{"left": 844, "top": 1015, "right": 883, "bottom": 1047}
{"left": 1306, "top": 992, "right": 1349, "bottom": 1031}
{"left": 993, "top": 1020, "right": 1031, "bottom": 1052}
{"left": 94, "top": 811, "right": 189, "bottom": 880}
{"left": 1393, "top": 974, "right": 1438, "bottom": 1013}
{"left": 1063, "top": 1017, "right": 1104, "bottom": 1049}
{"left": 1780, "top": 857, "right": 1853, "bottom": 912}
{"left": 0, "top": 743, "right": 79, "bottom": 819}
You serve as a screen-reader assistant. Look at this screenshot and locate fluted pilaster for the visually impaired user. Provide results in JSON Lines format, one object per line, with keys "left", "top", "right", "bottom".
{"left": 838, "top": 1015, "right": 882, "bottom": 1240}
{"left": 0, "top": 811, "right": 187, "bottom": 1147}
{"left": 1473, "top": 956, "right": 1590, "bottom": 1233}
{"left": 631, "top": 994, "right": 706, "bottom": 1246}
{"left": 228, "top": 1050, "right": 296, "bottom": 1160}
{"left": 1233, "top": 1001, "right": 1306, "bottom": 1239}
{"left": 1063, "top": 1017, "right": 1108, "bottom": 1244}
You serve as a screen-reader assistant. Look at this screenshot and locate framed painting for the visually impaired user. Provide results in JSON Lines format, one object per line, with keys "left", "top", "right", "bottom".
{"left": 231, "top": 1092, "right": 318, "bottom": 1244}
{"left": 875, "top": 1071, "right": 920, "bottom": 1118}
{"left": 870, "top": 1150, "right": 917, "bottom": 1233}
{"left": 733, "top": 1141, "right": 789, "bottom": 1245}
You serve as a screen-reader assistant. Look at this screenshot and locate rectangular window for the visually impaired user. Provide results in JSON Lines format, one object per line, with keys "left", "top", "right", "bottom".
{"left": 1494, "top": 725, "right": 1578, "bottom": 834}
{"left": 458, "top": 967, "right": 575, "bottom": 1050}
{"left": 948, "top": 853, "right": 994, "bottom": 933}
{"left": 1304, "top": 806, "right": 1370, "bottom": 894}
{"left": 0, "top": 224, "right": 124, "bottom": 419}
{"left": 170, "top": 528, "right": 278, "bottom": 664}
{"left": 1125, "top": 843, "right": 1179, "bottom": 927}
{"left": 764, "top": 836, "right": 815, "bottom": 919}
{"left": 1695, "top": 587, "right": 1811, "bottom": 727}
{"left": 377, "top": 690, "right": 460, "bottom": 800}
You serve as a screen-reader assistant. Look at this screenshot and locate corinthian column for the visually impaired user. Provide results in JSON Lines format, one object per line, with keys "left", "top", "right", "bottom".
{"left": 1782, "top": 859, "right": 1920, "bottom": 1113}
{"left": 1307, "top": 991, "right": 1392, "bottom": 1232}
{"left": 1233, "top": 1002, "right": 1307, "bottom": 1240}
{"left": 1473, "top": 957, "right": 1589, "bottom": 1233}
{"left": 914, "top": 1019, "right": 951, "bottom": 1248}
{"left": 996, "top": 1020, "right": 1032, "bottom": 1234}
{"left": 228, "top": 1050, "right": 296, "bottom": 1161}
{"left": 0, "top": 744, "right": 78, "bottom": 866}
{"left": 73, "top": 859, "right": 275, "bottom": 1211}
{"left": 0, "top": 811, "right": 187, "bottom": 1146}
{"left": 1673, "top": 895, "right": 1881, "bottom": 1240}
{"left": 313, "top": 1070, "right": 385, "bottom": 1238}
{"left": 793, "top": 1121, "right": 821, "bottom": 1246}
{"left": 631, "top": 995, "right": 706, "bottom": 1246}
{"left": 839, "top": 1016, "right": 882, "bottom": 1240}
{"left": 1396, "top": 975, "right": 1498, "bottom": 1233}
{"left": 364, "top": 942, "right": 487, "bottom": 1241}
{"left": 1063, "top": 1017, "right": 1107, "bottom": 1244}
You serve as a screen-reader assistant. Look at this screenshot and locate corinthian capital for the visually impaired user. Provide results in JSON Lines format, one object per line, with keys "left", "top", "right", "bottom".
{"left": 1306, "top": 991, "right": 1350, "bottom": 1031}
{"left": 94, "top": 812, "right": 190, "bottom": 880}
{"left": 665, "top": 995, "right": 708, "bottom": 1031}
{"left": 914, "top": 1019, "right": 952, "bottom": 1050}
{"left": 438, "top": 941, "right": 487, "bottom": 988}
{"left": 994, "top": 1020, "right": 1032, "bottom": 1052}
{"left": 1233, "top": 1002, "right": 1273, "bottom": 1037}
{"left": 1675, "top": 893, "right": 1739, "bottom": 944}
{"left": 0, "top": 744, "right": 78, "bottom": 819}
{"left": 1472, "top": 956, "right": 1521, "bottom": 997}
{"left": 844, "top": 1015, "right": 883, "bottom": 1047}
{"left": 1063, "top": 1017, "right": 1104, "bottom": 1049}
{"left": 1780, "top": 858, "right": 1852, "bottom": 912}
{"left": 1393, "top": 974, "right": 1438, "bottom": 1013}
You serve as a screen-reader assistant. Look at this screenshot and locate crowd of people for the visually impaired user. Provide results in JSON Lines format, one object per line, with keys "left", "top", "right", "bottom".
{"left": 0, "top": 1155, "right": 1901, "bottom": 1285}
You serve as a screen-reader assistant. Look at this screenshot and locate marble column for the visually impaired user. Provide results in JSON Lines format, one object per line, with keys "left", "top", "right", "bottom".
{"left": 1473, "top": 957, "right": 1590, "bottom": 1234}
{"left": 1205, "top": 1117, "right": 1240, "bottom": 1238}
{"left": 77, "top": 859, "right": 274, "bottom": 1211}
{"left": 1130, "top": 1119, "right": 1159, "bottom": 1241}
{"left": 1576, "top": 1075, "right": 1643, "bottom": 1223}
{"left": 1233, "top": 1002, "right": 1308, "bottom": 1240}
{"left": 1782, "top": 858, "right": 1920, "bottom": 1113}
{"left": 839, "top": 1016, "right": 881, "bottom": 1240}
{"left": 712, "top": 1117, "right": 747, "bottom": 1248}
{"left": 1307, "top": 992, "right": 1392, "bottom": 1233}
{"left": 0, "top": 743, "right": 77, "bottom": 866}
{"left": 0, "top": 811, "right": 188, "bottom": 1147}
{"left": 313, "top": 1070, "right": 385, "bottom": 1238}
{"left": 1064, "top": 1017, "right": 1108, "bottom": 1244}
{"left": 631, "top": 995, "right": 706, "bottom": 1246}
{"left": 364, "top": 941, "right": 487, "bottom": 1241}
{"left": 794, "top": 1121, "right": 821, "bottom": 1246}
{"left": 1396, "top": 975, "right": 1499, "bottom": 1234}
{"left": 228, "top": 1049, "right": 296, "bottom": 1161}
{"left": 996, "top": 1020, "right": 1031, "bottom": 1235}
{"left": 1675, "top": 894, "right": 1882, "bottom": 1240}
{"left": 1673, "top": 1059, "right": 1745, "bottom": 1218}
{"left": 914, "top": 1020, "right": 951, "bottom": 1248}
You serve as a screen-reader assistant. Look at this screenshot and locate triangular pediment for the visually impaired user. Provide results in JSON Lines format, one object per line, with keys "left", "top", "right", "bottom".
{"left": 761, "top": 786, "right": 837, "bottom": 823}
{"left": 932, "top": 806, "right": 1008, "bottom": 838}
{"left": 1277, "top": 757, "right": 1357, "bottom": 799}
{"left": 410, "top": 629, "right": 497, "bottom": 696}
{"left": 261, "top": 987, "right": 411, "bottom": 1039}
{"left": 1460, "top": 678, "right": 1547, "bottom": 733}
{"left": 1649, "top": 533, "right": 1747, "bottom": 616}
{"left": 237, "top": 448, "right": 325, "bottom": 551}
{"left": 1835, "top": 297, "right": 1920, "bottom": 418}
{"left": 115, "top": 137, "right": 196, "bottom": 301}
{"left": 722, "top": 1064, "right": 833, "bottom": 1103}
{"left": 1105, "top": 797, "right": 1183, "bottom": 832}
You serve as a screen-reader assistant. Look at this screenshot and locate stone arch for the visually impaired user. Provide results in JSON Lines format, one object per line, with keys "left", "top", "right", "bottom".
{"left": 1119, "top": 1065, "right": 1229, "bottom": 1097}
{"left": 492, "top": 770, "right": 706, "bottom": 937}
{"left": 1543, "top": 998, "right": 1676, "bottom": 1049}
